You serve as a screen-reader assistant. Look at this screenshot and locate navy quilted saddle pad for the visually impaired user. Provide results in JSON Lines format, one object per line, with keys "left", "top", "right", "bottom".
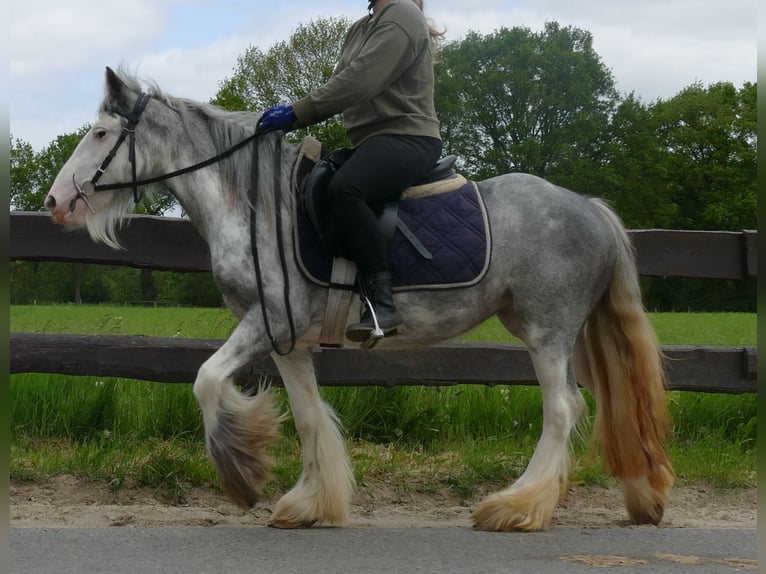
{"left": 295, "top": 179, "right": 491, "bottom": 291}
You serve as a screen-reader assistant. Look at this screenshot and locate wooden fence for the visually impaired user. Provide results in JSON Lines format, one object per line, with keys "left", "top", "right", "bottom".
{"left": 10, "top": 212, "right": 758, "bottom": 394}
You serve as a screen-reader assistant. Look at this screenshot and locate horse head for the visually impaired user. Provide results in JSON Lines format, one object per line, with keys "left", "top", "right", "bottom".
{"left": 44, "top": 67, "right": 148, "bottom": 248}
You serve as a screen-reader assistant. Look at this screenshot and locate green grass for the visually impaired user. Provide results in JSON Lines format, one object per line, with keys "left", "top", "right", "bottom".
{"left": 459, "top": 312, "right": 755, "bottom": 346}
{"left": 11, "top": 305, "right": 239, "bottom": 338}
{"left": 10, "top": 305, "right": 757, "bottom": 498}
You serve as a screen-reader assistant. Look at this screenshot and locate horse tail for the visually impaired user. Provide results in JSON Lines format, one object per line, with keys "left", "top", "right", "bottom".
{"left": 583, "top": 198, "right": 674, "bottom": 525}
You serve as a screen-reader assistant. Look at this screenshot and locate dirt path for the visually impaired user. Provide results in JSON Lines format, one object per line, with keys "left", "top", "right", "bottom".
{"left": 10, "top": 476, "right": 756, "bottom": 529}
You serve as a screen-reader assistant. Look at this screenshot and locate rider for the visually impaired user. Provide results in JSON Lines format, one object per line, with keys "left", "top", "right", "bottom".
{"left": 258, "top": 0, "right": 443, "bottom": 343}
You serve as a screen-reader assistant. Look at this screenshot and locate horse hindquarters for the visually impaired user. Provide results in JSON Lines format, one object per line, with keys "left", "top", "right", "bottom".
{"left": 583, "top": 200, "right": 674, "bottom": 525}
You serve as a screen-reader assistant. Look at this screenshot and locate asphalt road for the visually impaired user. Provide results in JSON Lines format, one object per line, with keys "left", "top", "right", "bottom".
{"left": 11, "top": 526, "right": 756, "bottom": 573}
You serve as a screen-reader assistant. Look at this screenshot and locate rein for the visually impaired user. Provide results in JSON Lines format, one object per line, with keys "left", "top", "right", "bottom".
{"left": 86, "top": 91, "right": 296, "bottom": 355}
{"left": 251, "top": 136, "right": 297, "bottom": 356}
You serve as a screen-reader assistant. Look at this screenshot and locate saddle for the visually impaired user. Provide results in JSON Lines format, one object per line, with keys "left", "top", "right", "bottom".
{"left": 291, "top": 136, "right": 490, "bottom": 347}
{"left": 300, "top": 145, "right": 460, "bottom": 260}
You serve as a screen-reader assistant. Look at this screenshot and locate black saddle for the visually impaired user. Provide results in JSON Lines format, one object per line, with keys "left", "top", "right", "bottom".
{"left": 300, "top": 148, "right": 458, "bottom": 259}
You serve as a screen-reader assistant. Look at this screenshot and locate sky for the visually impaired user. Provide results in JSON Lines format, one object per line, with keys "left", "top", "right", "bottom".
{"left": 10, "top": 0, "right": 757, "bottom": 151}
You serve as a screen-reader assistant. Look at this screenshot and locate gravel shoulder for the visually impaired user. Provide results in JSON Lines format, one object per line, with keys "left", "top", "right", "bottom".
{"left": 10, "top": 476, "right": 757, "bottom": 529}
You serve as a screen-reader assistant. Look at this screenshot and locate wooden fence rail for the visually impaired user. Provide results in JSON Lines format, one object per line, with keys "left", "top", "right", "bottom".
{"left": 10, "top": 212, "right": 758, "bottom": 393}
{"left": 10, "top": 334, "right": 757, "bottom": 394}
{"left": 11, "top": 213, "right": 758, "bottom": 279}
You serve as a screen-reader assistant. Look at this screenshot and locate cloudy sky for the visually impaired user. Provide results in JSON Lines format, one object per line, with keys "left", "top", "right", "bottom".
{"left": 10, "top": 0, "right": 757, "bottom": 151}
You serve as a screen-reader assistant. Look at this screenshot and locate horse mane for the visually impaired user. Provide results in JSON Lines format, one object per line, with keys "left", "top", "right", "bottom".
{"left": 102, "top": 66, "right": 263, "bottom": 154}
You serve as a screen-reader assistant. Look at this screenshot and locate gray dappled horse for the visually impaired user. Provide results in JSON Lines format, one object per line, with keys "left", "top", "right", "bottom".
{"left": 44, "top": 68, "right": 673, "bottom": 531}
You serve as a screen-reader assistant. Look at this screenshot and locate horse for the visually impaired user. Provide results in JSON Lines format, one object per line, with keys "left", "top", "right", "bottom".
{"left": 44, "top": 67, "right": 674, "bottom": 531}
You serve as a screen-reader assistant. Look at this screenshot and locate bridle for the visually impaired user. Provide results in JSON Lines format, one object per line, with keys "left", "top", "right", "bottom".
{"left": 73, "top": 92, "right": 151, "bottom": 211}
{"left": 74, "top": 91, "right": 296, "bottom": 356}
{"left": 73, "top": 92, "right": 267, "bottom": 210}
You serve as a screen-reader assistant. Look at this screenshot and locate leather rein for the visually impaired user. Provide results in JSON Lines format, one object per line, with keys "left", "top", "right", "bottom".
{"left": 79, "top": 92, "right": 296, "bottom": 355}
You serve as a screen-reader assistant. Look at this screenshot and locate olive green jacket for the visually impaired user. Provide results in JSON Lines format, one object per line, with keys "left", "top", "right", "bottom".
{"left": 292, "top": 0, "right": 441, "bottom": 146}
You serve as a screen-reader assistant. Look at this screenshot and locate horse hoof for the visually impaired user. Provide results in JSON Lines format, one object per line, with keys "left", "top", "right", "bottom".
{"left": 629, "top": 503, "right": 664, "bottom": 526}
{"left": 268, "top": 518, "right": 318, "bottom": 529}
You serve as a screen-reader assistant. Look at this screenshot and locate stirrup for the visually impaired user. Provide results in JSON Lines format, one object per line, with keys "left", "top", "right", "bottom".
{"left": 360, "top": 296, "right": 385, "bottom": 350}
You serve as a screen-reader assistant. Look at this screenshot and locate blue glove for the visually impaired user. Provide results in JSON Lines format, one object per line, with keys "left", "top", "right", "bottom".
{"left": 258, "top": 105, "right": 297, "bottom": 133}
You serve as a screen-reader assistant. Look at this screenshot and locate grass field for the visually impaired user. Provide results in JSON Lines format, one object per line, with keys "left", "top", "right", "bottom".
{"left": 10, "top": 305, "right": 757, "bottom": 502}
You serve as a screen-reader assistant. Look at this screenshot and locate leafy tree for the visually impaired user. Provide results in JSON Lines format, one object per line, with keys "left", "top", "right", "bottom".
{"left": 648, "top": 82, "right": 756, "bottom": 312}
{"left": 651, "top": 81, "right": 756, "bottom": 231}
{"left": 599, "top": 82, "right": 756, "bottom": 234}
{"left": 212, "top": 17, "right": 351, "bottom": 150}
{"left": 435, "top": 22, "right": 618, "bottom": 182}
{"left": 600, "top": 94, "right": 678, "bottom": 228}
{"left": 10, "top": 137, "right": 38, "bottom": 210}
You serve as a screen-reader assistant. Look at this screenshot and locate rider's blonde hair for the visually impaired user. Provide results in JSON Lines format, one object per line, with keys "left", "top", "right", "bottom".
{"left": 411, "top": 0, "right": 446, "bottom": 43}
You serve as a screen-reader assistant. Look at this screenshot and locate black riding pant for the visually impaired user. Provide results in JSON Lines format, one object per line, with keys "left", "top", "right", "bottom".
{"left": 328, "top": 134, "right": 442, "bottom": 275}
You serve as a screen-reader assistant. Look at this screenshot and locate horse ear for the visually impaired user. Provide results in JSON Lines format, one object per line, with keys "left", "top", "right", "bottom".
{"left": 104, "top": 66, "right": 135, "bottom": 113}
{"left": 105, "top": 67, "right": 125, "bottom": 99}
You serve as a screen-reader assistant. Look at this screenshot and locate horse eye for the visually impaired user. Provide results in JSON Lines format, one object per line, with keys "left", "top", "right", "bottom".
{"left": 94, "top": 129, "right": 108, "bottom": 140}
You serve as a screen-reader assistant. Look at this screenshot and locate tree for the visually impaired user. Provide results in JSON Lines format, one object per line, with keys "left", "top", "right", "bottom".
{"left": 10, "top": 137, "right": 37, "bottom": 210}
{"left": 600, "top": 94, "right": 678, "bottom": 228}
{"left": 627, "top": 82, "right": 757, "bottom": 312}
{"left": 651, "top": 82, "right": 756, "bottom": 231}
{"left": 435, "top": 22, "right": 618, "bottom": 182}
{"left": 212, "top": 17, "right": 351, "bottom": 150}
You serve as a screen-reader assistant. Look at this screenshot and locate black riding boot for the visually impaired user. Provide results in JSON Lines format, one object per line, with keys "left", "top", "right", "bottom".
{"left": 346, "top": 271, "right": 404, "bottom": 343}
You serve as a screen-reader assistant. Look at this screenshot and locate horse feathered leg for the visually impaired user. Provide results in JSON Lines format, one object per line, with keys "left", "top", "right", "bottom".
{"left": 269, "top": 348, "right": 355, "bottom": 528}
{"left": 193, "top": 319, "right": 284, "bottom": 508}
{"left": 472, "top": 344, "right": 585, "bottom": 531}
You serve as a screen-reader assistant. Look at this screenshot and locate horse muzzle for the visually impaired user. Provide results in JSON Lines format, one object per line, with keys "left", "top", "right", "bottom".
{"left": 45, "top": 183, "right": 91, "bottom": 227}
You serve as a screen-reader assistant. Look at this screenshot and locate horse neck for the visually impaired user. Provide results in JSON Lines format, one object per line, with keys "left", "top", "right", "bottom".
{"left": 163, "top": 131, "right": 297, "bottom": 245}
